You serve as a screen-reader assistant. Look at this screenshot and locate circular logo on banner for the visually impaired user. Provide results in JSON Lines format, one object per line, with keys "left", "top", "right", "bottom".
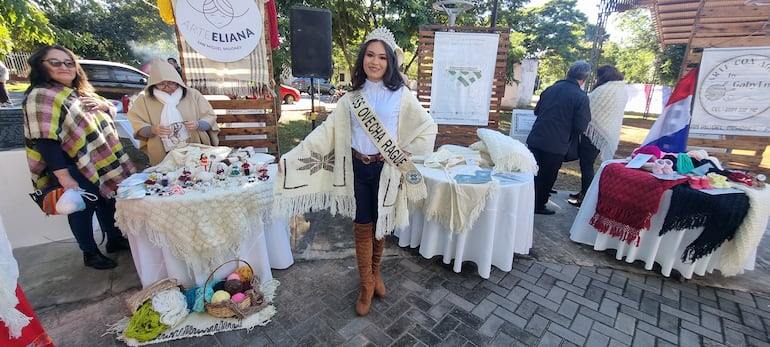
{"left": 699, "top": 54, "right": 770, "bottom": 121}
{"left": 175, "top": 0, "right": 262, "bottom": 62}
{"left": 406, "top": 170, "right": 423, "bottom": 185}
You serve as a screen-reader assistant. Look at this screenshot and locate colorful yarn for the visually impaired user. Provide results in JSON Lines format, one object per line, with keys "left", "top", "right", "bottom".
{"left": 235, "top": 266, "right": 253, "bottom": 282}
{"left": 124, "top": 300, "right": 167, "bottom": 342}
{"left": 676, "top": 153, "right": 694, "bottom": 174}
{"left": 151, "top": 288, "right": 189, "bottom": 327}
{"left": 192, "top": 287, "right": 206, "bottom": 313}
{"left": 183, "top": 287, "right": 198, "bottom": 311}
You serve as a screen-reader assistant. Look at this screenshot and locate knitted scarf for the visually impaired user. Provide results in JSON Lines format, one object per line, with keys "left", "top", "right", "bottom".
{"left": 585, "top": 81, "right": 628, "bottom": 161}
{"left": 589, "top": 163, "right": 687, "bottom": 245}
{"left": 24, "top": 84, "right": 135, "bottom": 198}
{"left": 273, "top": 89, "right": 437, "bottom": 239}
{"left": 154, "top": 88, "right": 188, "bottom": 152}
{"left": 660, "top": 184, "right": 749, "bottom": 263}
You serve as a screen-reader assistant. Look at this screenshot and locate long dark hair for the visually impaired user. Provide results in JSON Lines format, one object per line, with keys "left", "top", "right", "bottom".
{"left": 591, "top": 65, "right": 624, "bottom": 91}
{"left": 351, "top": 39, "right": 404, "bottom": 91}
{"left": 25, "top": 45, "right": 93, "bottom": 95}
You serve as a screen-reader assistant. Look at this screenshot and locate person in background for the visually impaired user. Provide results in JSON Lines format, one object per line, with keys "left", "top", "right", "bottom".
{"left": 526, "top": 60, "right": 592, "bottom": 215}
{"left": 167, "top": 57, "right": 183, "bottom": 77}
{"left": 0, "top": 59, "right": 10, "bottom": 105}
{"left": 127, "top": 58, "right": 219, "bottom": 166}
{"left": 23, "top": 45, "right": 136, "bottom": 269}
{"left": 274, "top": 27, "right": 437, "bottom": 316}
{"left": 567, "top": 65, "right": 629, "bottom": 207}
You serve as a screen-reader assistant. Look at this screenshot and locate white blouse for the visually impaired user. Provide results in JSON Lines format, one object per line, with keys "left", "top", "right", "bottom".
{"left": 350, "top": 80, "right": 402, "bottom": 156}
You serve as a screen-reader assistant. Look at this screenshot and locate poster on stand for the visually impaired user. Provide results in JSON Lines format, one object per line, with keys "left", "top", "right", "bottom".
{"left": 429, "top": 32, "right": 499, "bottom": 125}
{"left": 691, "top": 47, "right": 770, "bottom": 136}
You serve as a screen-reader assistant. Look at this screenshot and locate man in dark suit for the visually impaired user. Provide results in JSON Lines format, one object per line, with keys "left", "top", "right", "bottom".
{"left": 527, "top": 60, "right": 592, "bottom": 215}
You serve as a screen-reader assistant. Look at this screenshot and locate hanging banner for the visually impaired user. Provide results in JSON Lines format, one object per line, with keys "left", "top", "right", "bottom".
{"left": 175, "top": 0, "right": 263, "bottom": 63}
{"left": 430, "top": 32, "right": 499, "bottom": 126}
{"left": 691, "top": 47, "right": 770, "bottom": 136}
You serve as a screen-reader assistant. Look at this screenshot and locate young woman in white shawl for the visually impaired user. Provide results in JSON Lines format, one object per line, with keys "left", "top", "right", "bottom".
{"left": 568, "top": 65, "right": 629, "bottom": 206}
{"left": 274, "top": 28, "right": 437, "bottom": 316}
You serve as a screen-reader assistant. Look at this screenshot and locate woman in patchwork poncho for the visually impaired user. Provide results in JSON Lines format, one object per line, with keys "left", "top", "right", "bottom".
{"left": 274, "top": 28, "right": 437, "bottom": 316}
{"left": 568, "top": 65, "right": 629, "bottom": 207}
{"left": 23, "top": 46, "right": 135, "bottom": 270}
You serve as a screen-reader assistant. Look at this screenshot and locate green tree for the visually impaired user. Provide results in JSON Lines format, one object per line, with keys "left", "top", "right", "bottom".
{"left": 515, "top": 0, "right": 591, "bottom": 91}
{"left": 0, "top": 0, "right": 55, "bottom": 55}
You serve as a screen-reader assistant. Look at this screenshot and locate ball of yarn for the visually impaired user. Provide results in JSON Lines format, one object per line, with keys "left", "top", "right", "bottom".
{"left": 231, "top": 292, "right": 246, "bottom": 303}
{"left": 183, "top": 287, "right": 199, "bottom": 311}
{"left": 226, "top": 273, "right": 241, "bottom": 281}
{"left": 213, "top": 280, "right": 226, "bottom": 292}
{"left": 211, "top": 290, "right": 231, "bottom": 304}
{"left": 242, "top": 281, "right": 252, "bottom": 291}
{"left": 235, "top": 266, "right": 253, "bottom": 282}
{"left": 224, "top": 279, "right": 243, "bottom": 295}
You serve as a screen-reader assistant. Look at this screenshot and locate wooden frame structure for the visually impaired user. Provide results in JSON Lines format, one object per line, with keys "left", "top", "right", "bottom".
{"left": 416, "top": 25, "right": 510, "bottom": 148}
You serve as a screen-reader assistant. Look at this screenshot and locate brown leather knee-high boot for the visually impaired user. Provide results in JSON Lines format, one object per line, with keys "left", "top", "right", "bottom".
{"left": 372, "top": 230, "right": 386, "bottom": 298}
{"left": 353, "top": 223, "right": 374, "bottom": 315}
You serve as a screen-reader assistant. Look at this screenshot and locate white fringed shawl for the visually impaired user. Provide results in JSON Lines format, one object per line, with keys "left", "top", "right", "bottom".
{"left": 716, "top": 184, "right": 770, "bottom": 276}
{"left": 585, "top": 81, "right": 629, "bottom": 161}
{"left": 273, "top": 89, "right": 437, "bottom": 239}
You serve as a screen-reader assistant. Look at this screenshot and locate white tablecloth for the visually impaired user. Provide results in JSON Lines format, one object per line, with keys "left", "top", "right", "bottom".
{"left": 570, "top": 160, "right": 759, "bottom": 279}
{"left": 116, "top": 165, "right": 293, "bottom": 288}
{"left": 396, "top": 165, "right": 534, "bottom": 279}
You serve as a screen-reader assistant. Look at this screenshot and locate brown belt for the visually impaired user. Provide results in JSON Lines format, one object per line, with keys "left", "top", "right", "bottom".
{"left": 352, "top": 149, "right": 384, "bottom": 164}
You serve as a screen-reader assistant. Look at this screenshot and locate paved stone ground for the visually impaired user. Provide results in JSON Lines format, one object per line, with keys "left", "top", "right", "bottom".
{"left": 17, "top": 194, "right": 770, "bottom": 346}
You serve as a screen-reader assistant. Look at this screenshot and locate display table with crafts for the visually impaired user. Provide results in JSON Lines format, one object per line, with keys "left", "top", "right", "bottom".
{"left": 570, "top": 159, "right": 770, "bottom": 279}
{"left": 396, "top": 162, "right": 535, "bottom": 279}
{"left": 115, "top": 146, "right": 293, "bottom": 288}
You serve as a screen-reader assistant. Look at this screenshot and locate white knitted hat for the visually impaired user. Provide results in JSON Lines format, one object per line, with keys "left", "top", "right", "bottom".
{"left": 365, "top": 27, "right": 405, "bottom": 67}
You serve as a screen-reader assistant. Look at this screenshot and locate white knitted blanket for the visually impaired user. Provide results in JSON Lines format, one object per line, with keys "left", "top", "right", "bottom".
{"left": 585, "top": 81, "right": 628, "bottom": 161}
{"left": 716, "top": 184, "right": 770, "bottom": 276}
{"left": 0, "top": 216, "right": 31, "bottom": 339}
{"left": 471, "top": 128, "right": 538, "bottom": 174}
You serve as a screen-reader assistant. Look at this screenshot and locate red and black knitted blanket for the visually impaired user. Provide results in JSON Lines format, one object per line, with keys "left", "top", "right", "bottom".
{"left": 589, "top": 163, "right": 688, "bottom": 246}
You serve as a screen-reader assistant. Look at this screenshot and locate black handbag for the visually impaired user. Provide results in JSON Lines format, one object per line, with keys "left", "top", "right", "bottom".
{"left": 564, "top": 135, "right": 580, "bottom": 162}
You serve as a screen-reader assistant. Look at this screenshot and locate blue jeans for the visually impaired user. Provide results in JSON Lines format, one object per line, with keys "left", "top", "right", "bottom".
{"left": 60, "top": 166, "right": 121, "bottom": 252}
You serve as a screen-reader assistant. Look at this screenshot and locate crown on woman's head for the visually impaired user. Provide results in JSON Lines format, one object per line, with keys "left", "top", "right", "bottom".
{"left": 366, "top": 27, "right": 399, "bottom": 52}
{"left": 365, "top": 27, "right": 405, "bottom": 66}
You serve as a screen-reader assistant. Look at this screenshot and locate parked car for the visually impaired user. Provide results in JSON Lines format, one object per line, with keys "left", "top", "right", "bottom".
{"left": 291, "top": 77, "right": 336, "bottom": 95}
{"left": 79, "top": 60, "right": 148, "bottom": 100}
{"left": 280, "top": 84, "right": 300, "bottom": 104}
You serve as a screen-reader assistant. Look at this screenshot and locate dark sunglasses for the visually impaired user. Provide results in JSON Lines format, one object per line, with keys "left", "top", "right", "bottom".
{"left": 43, "top": 59, "right": 76, "bottom": 68}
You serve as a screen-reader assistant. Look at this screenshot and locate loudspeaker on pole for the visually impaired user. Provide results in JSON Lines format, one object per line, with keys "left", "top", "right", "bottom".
{"left": 290, "top": 7, "right": 332, "bottom": 79}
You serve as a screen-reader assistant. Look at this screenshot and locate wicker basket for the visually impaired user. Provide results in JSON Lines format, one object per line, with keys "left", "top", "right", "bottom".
{"left": 204, "top": 259, "right": 266, "bottom": 319}
{"left": 125, "top": 277, "right": 186, "bottom": 314}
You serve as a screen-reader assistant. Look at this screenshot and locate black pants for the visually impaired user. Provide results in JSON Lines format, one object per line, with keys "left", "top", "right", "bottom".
{"left": 352, "top": 157, "right": 384, "bottom": 224}
{"left": 577, "top": 134, "right": 600, "bottom": 195}
{"left": 0, "top": 81, "right": 9, "bottom": 103}
{"left": 530, "top": 147, "right": 564, "bottom": 210}
{"left": 60, "top": 166, "right": 122, "bottom": 252}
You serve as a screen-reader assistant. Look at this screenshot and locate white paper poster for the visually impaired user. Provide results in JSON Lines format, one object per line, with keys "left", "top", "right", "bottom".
{"left": 175, "top": 0, "right": 263, "bottom": 63}
{"left": 691, "top": 47, "right": 770, "bottom": 135}
{"left": 430, "top": 32, "right": 499, "bottom": 125}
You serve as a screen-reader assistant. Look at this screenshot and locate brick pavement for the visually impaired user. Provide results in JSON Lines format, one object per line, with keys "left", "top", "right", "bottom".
{"left": 34, "top": 238, "right": 770, "bottom": 347}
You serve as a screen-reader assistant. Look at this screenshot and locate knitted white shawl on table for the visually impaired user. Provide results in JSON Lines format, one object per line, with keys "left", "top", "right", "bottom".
{"left": 273, "top": 89, "right": 437, "bottom": 239}
{"left": 585, "top": 81, "right": 629, "bottom": 161}
{"left": 716, "top": 184, "right": 770, "bottom": 276}
{"left": 0, "top": 216, "right": 31, "bottom": 339}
